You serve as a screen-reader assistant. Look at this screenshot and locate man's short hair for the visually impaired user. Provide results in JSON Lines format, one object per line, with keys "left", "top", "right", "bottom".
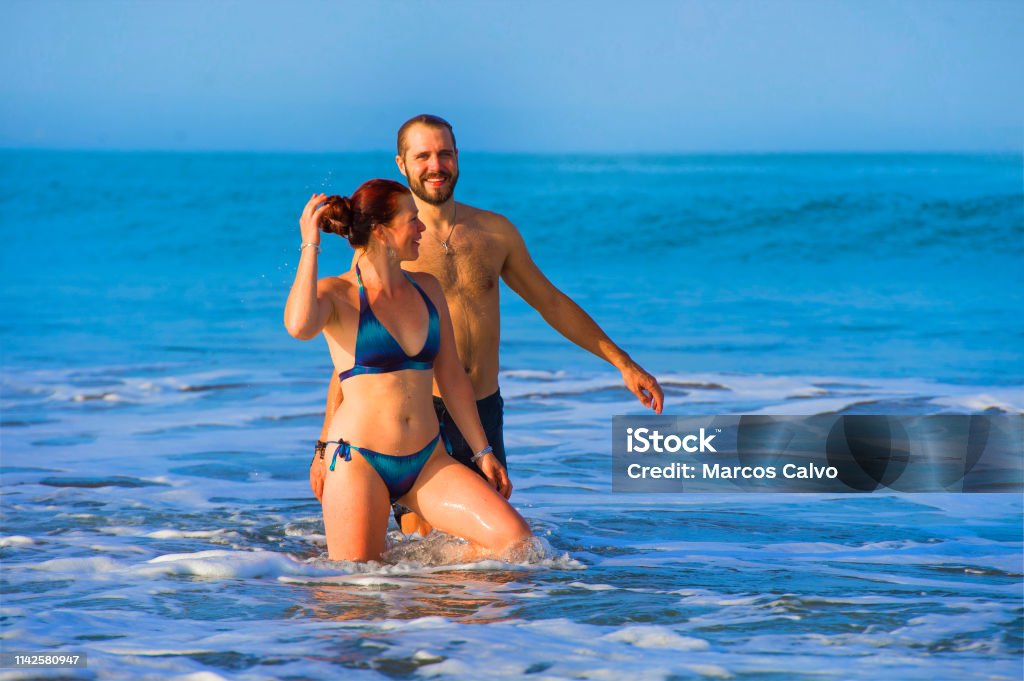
{"left": 397, "top": 114, "right": 457, "bottom": 157}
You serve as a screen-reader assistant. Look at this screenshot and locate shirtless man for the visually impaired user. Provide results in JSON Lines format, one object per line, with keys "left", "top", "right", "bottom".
{"left": 310, "top": 114, "right": 664, "bottom": 533}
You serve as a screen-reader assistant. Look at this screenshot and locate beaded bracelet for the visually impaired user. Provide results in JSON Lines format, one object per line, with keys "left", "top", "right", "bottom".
{"left": 470, "top": 445, "right": 493, "bottom": 463}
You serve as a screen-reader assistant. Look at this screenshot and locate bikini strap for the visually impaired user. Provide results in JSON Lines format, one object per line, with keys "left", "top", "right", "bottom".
{"left": 402, "top": 271, "right": 437, "bottom": 316}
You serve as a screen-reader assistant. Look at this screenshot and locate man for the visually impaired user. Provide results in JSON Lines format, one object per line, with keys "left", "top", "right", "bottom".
{"left": 311, "top": 114, "right": 663, "bottom": 533}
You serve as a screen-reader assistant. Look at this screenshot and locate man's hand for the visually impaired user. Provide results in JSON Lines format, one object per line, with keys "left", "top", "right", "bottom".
{"left": 310, "top": 447, "right": 327, "bottom": 503}
{"left": 475, "top": 453, "right": 513, "bottom": 499}
{"left": 621, "top": 362, "right": 664, "bottom": 414}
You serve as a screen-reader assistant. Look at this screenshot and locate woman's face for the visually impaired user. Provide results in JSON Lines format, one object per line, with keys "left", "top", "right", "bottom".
{"left": 385, "top": 194, "right": 425, "bottom": 261}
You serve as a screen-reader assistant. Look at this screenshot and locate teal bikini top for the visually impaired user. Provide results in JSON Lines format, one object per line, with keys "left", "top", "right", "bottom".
{"left": 337, "top": 265, "right": 440, "bottom": 383}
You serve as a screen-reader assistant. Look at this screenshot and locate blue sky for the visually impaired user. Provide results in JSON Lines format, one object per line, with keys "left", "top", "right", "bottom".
{"left": 2, "top": 0, "right": 1021, "bottom": 152}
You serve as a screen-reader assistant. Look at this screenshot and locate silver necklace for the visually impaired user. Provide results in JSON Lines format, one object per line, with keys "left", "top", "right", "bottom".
{"left": 432, "top": 206, "right": 457, "bottom": 255}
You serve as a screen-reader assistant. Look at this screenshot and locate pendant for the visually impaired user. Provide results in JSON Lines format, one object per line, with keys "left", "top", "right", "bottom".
{"left": 442, "top": 240, "right": 451, "bottom": 254}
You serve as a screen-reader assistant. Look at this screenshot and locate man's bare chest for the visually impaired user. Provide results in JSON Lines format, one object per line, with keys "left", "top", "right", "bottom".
{"left": 410, "top": 232, "right": 504, "bottom": 297}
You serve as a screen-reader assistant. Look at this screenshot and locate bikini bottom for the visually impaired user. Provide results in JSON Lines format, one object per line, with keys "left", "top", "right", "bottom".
{"left": 323, "top": 429, "right": 451, "bottom": 504}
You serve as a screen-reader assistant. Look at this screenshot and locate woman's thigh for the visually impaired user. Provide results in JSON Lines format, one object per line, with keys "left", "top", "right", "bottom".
{"left": 400, "top": 447, "right": 531, "bottom": 552}
{"left": 321, "top": 450, "right": 392, "bottom": 561}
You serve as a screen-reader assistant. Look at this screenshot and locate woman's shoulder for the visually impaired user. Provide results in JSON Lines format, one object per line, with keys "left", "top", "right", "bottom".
{"left": 406, "top": 269, "right": 439, "bottom": 288}
{"left": 406, "top": 270, "right": 445, "bottom": 303}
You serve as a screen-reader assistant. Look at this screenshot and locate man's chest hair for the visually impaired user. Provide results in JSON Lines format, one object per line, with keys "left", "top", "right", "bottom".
{"left": 417, "top": 231, "right": 505, "bottom": 294}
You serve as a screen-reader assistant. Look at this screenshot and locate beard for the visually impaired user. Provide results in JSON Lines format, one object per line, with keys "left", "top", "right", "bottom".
{"left": 408, "top": 168, "right": 459, "bottom": 205}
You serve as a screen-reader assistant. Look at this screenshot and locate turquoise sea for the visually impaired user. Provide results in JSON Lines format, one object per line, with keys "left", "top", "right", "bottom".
{"left": 1, "top": 151, "right": 1022, "bottom": 680}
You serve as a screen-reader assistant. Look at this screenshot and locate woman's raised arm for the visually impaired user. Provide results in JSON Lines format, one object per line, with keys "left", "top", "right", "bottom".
{"left": 284, "top": 193, "right": 335, "bottom": 340}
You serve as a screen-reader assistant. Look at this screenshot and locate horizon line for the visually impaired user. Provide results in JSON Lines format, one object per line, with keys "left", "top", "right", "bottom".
{"left": 2, "top": 146, "right": 1021, "bottom": 156}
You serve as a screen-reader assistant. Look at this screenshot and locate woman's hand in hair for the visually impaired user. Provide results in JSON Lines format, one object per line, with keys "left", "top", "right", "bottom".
{"left": 299, "top": 193, "right": 329, "bottom": 245}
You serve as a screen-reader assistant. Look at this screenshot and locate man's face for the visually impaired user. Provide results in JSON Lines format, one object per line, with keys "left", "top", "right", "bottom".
{"left": 396, "top": 124, "right": 459, "bottom": 206}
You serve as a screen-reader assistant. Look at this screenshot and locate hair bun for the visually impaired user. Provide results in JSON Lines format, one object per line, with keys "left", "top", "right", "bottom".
{"left": 318, "top": 179, "right": 409, "bottom": 249}
{"left": 317, "top": 195, "right": 353, "bottom": 237}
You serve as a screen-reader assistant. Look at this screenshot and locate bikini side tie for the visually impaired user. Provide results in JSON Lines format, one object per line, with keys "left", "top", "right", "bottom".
{"left": 324, "top": 439, "right": 352, "bottom": 471}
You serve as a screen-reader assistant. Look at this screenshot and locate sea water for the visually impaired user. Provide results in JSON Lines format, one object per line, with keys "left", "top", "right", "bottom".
{"left": 1, "top": 151, "right": 1022, "bottom": 680}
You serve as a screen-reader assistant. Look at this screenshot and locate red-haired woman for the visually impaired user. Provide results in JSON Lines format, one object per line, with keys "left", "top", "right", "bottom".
{"left": 285, "top": 180, "right": 532, "bottom": 562}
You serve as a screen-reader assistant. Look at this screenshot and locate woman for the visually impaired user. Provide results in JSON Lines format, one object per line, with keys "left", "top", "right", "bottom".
{"left": 285, "top": 179, "right": 532, "bottom": 562}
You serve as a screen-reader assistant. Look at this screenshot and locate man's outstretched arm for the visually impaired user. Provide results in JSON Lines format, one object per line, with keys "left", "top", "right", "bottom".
{"left": 499, "top": 219, "right": 664, "bottom": 413}
{"left": 310, "top": 371, "right": 343, "bottom": 502}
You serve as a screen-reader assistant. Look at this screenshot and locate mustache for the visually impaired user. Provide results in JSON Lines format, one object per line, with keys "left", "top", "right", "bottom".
{"left": 420, "top": 172, "right": 451, "bottom": 181}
